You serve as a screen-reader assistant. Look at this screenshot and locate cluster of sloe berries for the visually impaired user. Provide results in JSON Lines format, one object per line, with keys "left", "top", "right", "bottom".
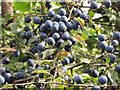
{"left": 63, "top": 33, "right": 120, "bottom": 89}
{"left": 1, "top": 7, "right": 83, "bottom": 87}
{"left": 98, "top": 32, "right": 120, "bottom": 63}
{"left": 91, "top": 0, "right": 111, "bottom": 9}
{"left": 1, "top": 1, "right": 119, "bottom": 89}
{"left": 21, "top": 8, "right": 84, "bottom": 55}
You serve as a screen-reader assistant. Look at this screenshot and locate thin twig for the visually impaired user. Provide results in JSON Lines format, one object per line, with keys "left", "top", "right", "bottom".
{"left": 26, "top": 14, "right": 47, "bottom": 17}
{"left": 33, "top": 25, "right": 40, "bottom": 35}
{"left": 68, "top": 6, "right": 74, "bottom": 20}
{"left": 67, "top": 62, "right": 107, "bottom": 70}
{"left": 13, "top": 76, "right": 35, "bottom": 83}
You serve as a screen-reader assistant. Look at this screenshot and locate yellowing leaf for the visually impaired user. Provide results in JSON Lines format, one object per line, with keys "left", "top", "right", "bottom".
{"left": 95, "top": 26, "right": 100, "bottom": 31}
{"left": 69, "top": 2, "right": 75, "bottom": 5}
{"left": 73, "top": 34, "right": 86, "bottom": 46}
{"left": 76, "top": 17, "right": 85, "bottom": 27}
{"left": 56, "top": 51, "right": 70, "bottom": 58}
{"left": 97, "top": 31, "right": 101, "bottom": 35}
{"left": 32, "top": 69, "right": 50, "bottom": 75}
{"left": 94, "top": 25, "right": 101, "bottom": 35}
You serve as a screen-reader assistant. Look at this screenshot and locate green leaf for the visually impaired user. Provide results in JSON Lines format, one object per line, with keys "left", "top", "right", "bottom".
{"left": 66, "top": 86, "right": 73, "bottom": 90}
{"left": 32, "top": 69, "right": 50, "bottom": 75}
{"left": 90, "top": 29, "right": 96, "bottom": 35}
{"left": 27, "top": 84, "right": 36, "bottom": 89}
{"left": 82, "top": 30, "right": 89, "bottom": 40}
{"left": 73, "top": 86, "right": 79, "bottom": 90}
{"left": 43, "top": 49, "right": 56, "bottom": 58}
{"left": 46, "top": 83, "right": 51, "bottom": 89}
{"left": 4, "top": 63, "right": 17, "bottom": 71}
{"left": 67, "top": 69, "right": 72, "bottom": 76}
{"left": 108, "top": 69, "right": 118, "bottom": 82}
{"left": 3, "top": 29, "right": 13, "bottom": 35}
{"left": 89, "top": 11, "right": 95, "bottom": 17}
{"left": 14, "top": 2, "right": 31, "bottom": 12}
{"left": 104, "top": 55, "right": 110, "bottom": 64}
{"left": 3, "top": 84, "right": 14, "bottom": 88}
{"left": 81, "top": 58, "right": 90, "bottom": 63}
{"left": 58, "top": 85, "right": 65, "bottom": 88}
{"left": 15, "top": 62, "right": 24, "bottom": 70}
{"left": 76, "top": 17, "right": 85, "bottom": 26}
{"left": 60, "top": 41, "right": 70, "bottom": 48}
{"left": 118, "top": 73, "right": 120, "bottom": 81}
{"left": 28, "top": 36, "right": 37, "bottom": 44}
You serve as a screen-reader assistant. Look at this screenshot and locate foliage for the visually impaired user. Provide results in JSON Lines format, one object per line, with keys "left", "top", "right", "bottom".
{"left": 0, "top": 1, "right": 120, "bottom": 89}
